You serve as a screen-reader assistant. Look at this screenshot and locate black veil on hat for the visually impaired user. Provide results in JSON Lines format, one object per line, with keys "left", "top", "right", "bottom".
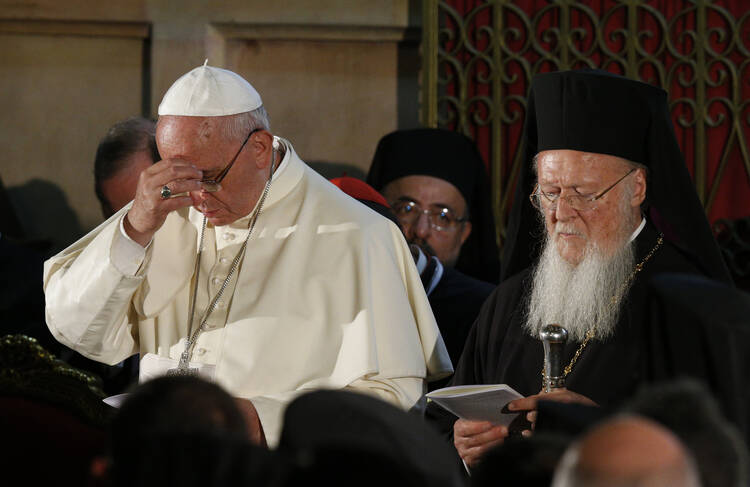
{"left": 501, "top": 69, "right": 731, "bottom": 284}
{"left": 367, "top": 128, "right": 500, "bottom": 283}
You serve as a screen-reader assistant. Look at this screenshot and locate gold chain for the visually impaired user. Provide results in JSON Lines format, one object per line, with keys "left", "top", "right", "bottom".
{"left": 541, "top": 234, "right": 664, "bottom": 382}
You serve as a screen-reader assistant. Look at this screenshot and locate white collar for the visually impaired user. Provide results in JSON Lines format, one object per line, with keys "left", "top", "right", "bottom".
{"left": 426, "top": 258, "right": 444, "bottom": 296}
{"left": 629, "top": 217, "right": 646, "bottom": 243}
{"left": 414, "top": 246, "right": 428, "bottom": 273}
{"left": 412, "top": 245, "right": 445, "bottom": 296}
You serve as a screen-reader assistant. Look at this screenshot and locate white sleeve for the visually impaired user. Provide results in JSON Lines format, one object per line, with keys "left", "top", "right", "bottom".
{"left": 44, "top": 213, "right": 149, "bottom": 365}
{"left": 112, "top": 215, "right": 150, "bottom": 275}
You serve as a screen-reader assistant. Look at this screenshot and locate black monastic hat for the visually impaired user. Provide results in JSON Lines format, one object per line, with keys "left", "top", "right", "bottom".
{"left": 501, "top": 69, "right": 731, "bottom": 284}
{"left": 367, "top": 128, "right": 500, "bottom": 283}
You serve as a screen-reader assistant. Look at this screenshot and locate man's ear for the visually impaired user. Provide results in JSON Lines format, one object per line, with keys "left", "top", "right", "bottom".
{"left": 249, "top": 130, "right": 274, "bottom": 169}
{"left": 631, "top": 168, "right": 647, "bottom": 207}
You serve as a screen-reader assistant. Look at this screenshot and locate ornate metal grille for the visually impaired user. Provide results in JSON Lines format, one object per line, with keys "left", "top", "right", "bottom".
{"left": 421, "top": 0, "right": 750, "bottom": 247}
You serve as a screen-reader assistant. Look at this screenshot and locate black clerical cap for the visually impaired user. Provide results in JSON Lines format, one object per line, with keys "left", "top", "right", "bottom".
{"left": 533, "top": 70, "right": 656, "bottom": 165}
{"left": 368, "top": 128, "right": 500, "bottom": 283}
{"left": 501, "top": 69, "right": 731, "bottom": 284}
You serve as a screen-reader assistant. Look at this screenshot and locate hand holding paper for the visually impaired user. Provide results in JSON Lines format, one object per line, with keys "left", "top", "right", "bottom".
{"left": 426, "top": 384, "right": 524, "bottom": 426}
{"left": 427, "top": 384, "right": 526, "bottom": 469}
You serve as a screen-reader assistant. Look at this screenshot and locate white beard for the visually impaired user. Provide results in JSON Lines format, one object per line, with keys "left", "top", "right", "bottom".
{"left": 524, "top": 232, "right": 636, "bottom": 342}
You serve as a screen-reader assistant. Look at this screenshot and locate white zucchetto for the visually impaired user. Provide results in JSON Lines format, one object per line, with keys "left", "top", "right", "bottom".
{"left": 158, "top": 61, "right": 263, "bottom": 116}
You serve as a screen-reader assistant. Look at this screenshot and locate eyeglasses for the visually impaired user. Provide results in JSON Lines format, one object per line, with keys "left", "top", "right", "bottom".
{"left": 529, "top": 168, "right": 636, "bottom": 212}
{"left": 200, "top": 128, "right": 261, "bottom": 192}
{"left": 391, "top": 200, "right": 468, "bottom": 232}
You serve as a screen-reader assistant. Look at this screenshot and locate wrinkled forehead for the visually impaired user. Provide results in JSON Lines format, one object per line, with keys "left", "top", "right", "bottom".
{"left": 535, "top": 150, "right": 630, "bottom": 183}
{"left": 156, "top": 115, "right": 215, "bottom": 143}
{"left": 155, "top": 115, "right": 228, "bottom": 162}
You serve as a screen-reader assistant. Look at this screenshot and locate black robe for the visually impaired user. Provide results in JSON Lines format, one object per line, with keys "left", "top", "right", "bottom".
{"left": 427, "top": 223, "right": 746, "bottom": 439}
{"left": 429, "top": 266, "right": 495, "bottom": 367}
{"left": 427, "top": 266, "right": 494, "bottom": 391}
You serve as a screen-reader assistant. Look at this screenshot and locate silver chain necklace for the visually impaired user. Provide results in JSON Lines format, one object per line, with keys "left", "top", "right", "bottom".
{"left": 168, "top": 144, "right": 279, "bottom": 375}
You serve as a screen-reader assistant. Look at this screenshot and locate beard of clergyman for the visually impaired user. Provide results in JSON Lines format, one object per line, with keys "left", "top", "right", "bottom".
{"left": 524, "top": 197, "right": 639, "bottom": 343}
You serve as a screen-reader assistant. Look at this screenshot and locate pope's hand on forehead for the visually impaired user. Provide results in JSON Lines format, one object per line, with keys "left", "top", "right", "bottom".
{"left": 149, "top": 159, "right": 204, "bottom": 198}
{"left": 123, "top": 158, "right": 203, "bottom": 247}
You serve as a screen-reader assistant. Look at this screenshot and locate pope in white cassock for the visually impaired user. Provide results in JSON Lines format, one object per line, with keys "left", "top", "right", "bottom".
{"left": 43, "top": 63, "right": 452, "bottom": 446}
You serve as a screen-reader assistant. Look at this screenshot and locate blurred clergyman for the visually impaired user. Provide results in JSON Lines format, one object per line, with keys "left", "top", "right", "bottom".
{"left": 367, "top": 128, "right": 500, "bottom": 284}
{"left": 330, "top": 176, "right": 494, "bottom": 374}
{"left": 94, "top": 117, "right": 159, "bottom": 218}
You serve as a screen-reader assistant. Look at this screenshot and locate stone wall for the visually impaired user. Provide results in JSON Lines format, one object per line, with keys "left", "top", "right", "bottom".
{"left": 0, "top": 0, "right": 420, "bottom": 252}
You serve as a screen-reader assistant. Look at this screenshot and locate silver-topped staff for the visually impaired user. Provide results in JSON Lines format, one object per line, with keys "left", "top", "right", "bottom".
{"left": 540, "top": 324, "right": 568, "bottom": 393}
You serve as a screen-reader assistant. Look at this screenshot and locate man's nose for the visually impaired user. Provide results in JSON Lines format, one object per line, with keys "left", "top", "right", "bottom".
{"left": 189, "top": 189, "right": 209, "bottom": 205}
{"left": 413, "top": 212, "right": 433, "bottom": 239}
{"left": 554, "top": 196, "right": 577, "bottom": 221}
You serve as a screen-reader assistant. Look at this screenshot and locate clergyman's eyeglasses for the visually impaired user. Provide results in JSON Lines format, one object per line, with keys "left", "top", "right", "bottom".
{"left": 529, "top": 168, "right": 636, "bottom": 212}
{"left": 391, "top": 200, "right": 468, "bottom": 232}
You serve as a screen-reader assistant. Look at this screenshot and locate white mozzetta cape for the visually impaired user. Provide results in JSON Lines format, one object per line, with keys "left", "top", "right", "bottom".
{"left": 44, "top": 141, "right": 452, "bottom": 445}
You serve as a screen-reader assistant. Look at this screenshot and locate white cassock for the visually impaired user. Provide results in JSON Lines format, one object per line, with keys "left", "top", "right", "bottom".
{"left": 44, "top": 139, "right": 452, "bottom": 445}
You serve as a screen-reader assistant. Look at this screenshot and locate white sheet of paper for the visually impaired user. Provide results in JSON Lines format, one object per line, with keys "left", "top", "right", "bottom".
{"left": 426, "top": 384, "right": 524, "bottom": 426}
{"left": 103, "top": 393, "right": 130, "bottom": 408}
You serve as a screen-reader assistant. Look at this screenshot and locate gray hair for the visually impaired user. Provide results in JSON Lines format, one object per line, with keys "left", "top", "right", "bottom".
{"left": 221, "top": 106, "right": 270, "bottom": 141}
{"left": 532, "top": 152, "right": 647, "bottom": 177}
